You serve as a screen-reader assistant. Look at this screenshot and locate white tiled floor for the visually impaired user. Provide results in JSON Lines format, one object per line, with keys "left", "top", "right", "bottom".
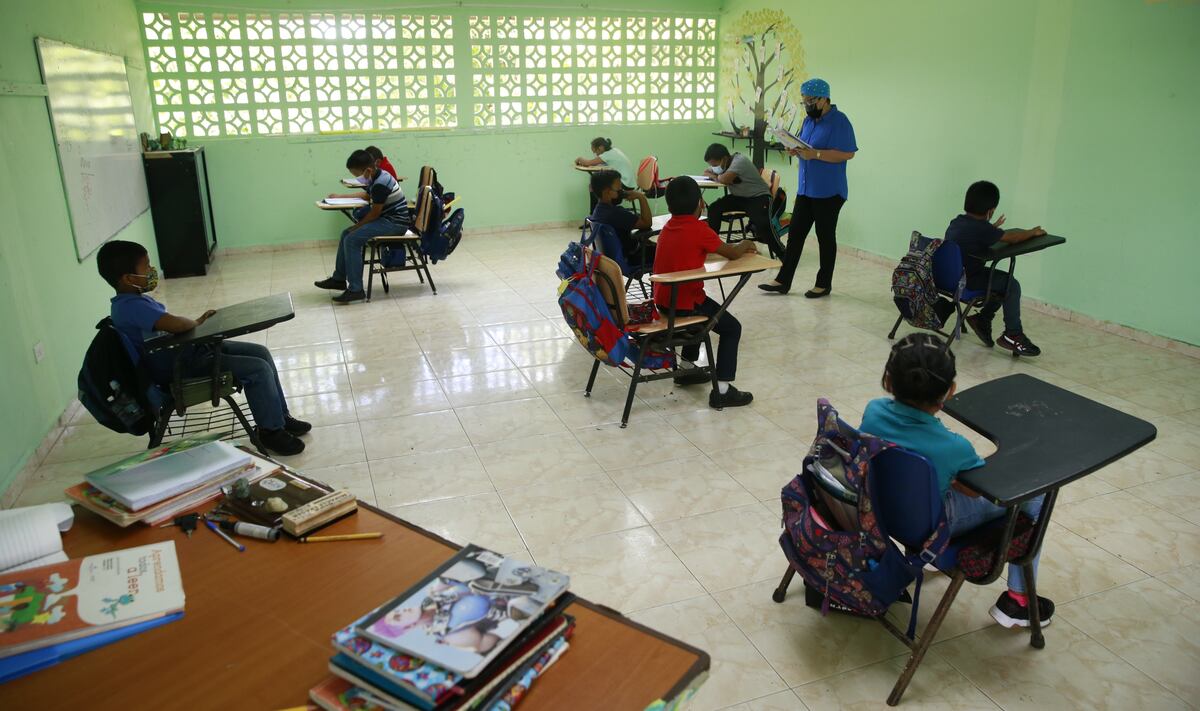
{"left": 13, "top": 228, "right": 1200, "bottom": 709}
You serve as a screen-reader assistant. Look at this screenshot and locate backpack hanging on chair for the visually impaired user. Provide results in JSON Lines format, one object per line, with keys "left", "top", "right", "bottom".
{"left": 77, "top": 318, "right": 156, "bottom": 435}
{"left": 779, "top": 399, "right": 951, "bottom": 638}
{"left": 891, "top": 231, "right": 956, "bottom": 334}
{"left": 557, "top": 249, "right": 632, "bottom": 367}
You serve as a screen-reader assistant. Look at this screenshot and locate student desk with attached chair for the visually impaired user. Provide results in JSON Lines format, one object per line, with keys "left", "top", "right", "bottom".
{"left": 141, "top": 292, "right": 296, "bottom": 454}
{"left": 884, "top": 372, "right": 1157, "bottom": 704}
{"left": 580, "top": 252, "right": 780, "bottom": 427}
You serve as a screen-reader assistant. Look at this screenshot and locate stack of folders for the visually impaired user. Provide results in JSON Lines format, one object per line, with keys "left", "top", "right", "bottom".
{"left": 63, "top": 435, "right": 273, "bottom": 527}
{"left": 0, "top": 542, "right": 185, "bottom": 683}
{"left": 310, "top": 545, "right": 574, "bottom": 711}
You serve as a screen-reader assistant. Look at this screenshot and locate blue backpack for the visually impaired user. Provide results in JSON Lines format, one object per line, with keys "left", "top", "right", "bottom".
{"left": 379, "top": 245, "right": 407, "bottom": 269}
{"left": 77, "top": 318, "right": 156, "bottom": 435}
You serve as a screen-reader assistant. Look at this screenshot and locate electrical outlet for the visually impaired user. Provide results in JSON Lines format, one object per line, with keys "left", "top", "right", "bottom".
{"left": 33, "top": 341, "right": 46, "bottom": 363}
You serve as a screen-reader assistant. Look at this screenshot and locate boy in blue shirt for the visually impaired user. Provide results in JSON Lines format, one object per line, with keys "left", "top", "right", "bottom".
{"left": 98, "top": 240, "right": 310, "bottom": 455}
{"left": 859, "top": 333, "right": 1053, "bottom": 629}
{"left": 945, "top": 180, "right": 1047, "bottom": 356}
{"left": 315, "top": 149, "right": 413, "bottom": 303}
{"left": 589, "top": 169, "right": 653, "bottom": 275}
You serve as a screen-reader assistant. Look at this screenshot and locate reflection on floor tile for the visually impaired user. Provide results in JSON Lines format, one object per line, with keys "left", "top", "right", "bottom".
{"left": 19, "top": 229, "right": 1200, "bottom": 708}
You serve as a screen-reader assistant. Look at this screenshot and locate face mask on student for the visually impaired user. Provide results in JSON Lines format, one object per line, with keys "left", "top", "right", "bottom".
{"left": 805, "top": 102, "right": 823, "bottom": 119}
{"left": 130, "top": 266, "right": 159, "bottom": 293}
{"left": 709, "top": 165, "right": 725, "bottom": 175}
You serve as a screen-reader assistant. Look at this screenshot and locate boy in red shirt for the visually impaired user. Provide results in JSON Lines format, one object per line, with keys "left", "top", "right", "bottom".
{"left": 654, "top": 176, "right": 758, "bottom": 408}
{"left": 365, "top": 145, "right": 397, "bottom": 179}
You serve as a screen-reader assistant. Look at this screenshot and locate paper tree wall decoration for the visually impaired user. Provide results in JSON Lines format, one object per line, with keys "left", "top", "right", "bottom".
{"left": 721, "top": 9, "right": 806, "bottom": 168}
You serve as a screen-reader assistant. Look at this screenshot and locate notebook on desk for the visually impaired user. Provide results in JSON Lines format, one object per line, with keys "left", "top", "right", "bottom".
{"left": 323, "top": 197, "right": 369, "bottom": 206}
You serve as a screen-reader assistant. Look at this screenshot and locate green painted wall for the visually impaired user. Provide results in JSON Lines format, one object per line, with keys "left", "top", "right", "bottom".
{"left": 722, "top": 0, "right": 1200, "bottom": 345}
{"left": 0, "top": 0, "right": 159, "bottom": 495}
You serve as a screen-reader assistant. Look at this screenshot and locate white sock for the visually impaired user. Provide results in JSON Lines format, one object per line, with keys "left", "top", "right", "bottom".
{"left": 718, "top": 381, "right": 731, "bottom": 394}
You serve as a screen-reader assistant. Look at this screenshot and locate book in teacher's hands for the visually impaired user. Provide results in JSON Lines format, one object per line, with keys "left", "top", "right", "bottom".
{"left": 0, "top": 541, "right": 185, "bottom": 659}
{"left": 356, "top": 545, "right": 569, "bottom": 678}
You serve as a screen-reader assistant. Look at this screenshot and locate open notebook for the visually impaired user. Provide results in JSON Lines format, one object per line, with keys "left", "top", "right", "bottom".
{"left": 0, "top": 503, "right": 73, "bottom": 574}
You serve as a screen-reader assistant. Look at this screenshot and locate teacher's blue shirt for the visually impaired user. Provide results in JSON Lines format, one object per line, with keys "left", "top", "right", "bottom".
{"left": 797, "top": 104, "right": 857, "bottom": 199}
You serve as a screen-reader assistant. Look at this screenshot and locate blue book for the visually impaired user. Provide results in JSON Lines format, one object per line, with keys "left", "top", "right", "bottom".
{"left": 0, "top": 612, "right": 183, "bottom": 684}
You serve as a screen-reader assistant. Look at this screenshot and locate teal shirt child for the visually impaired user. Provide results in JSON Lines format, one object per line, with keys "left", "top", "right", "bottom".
{"left": 859, "top": 397, "right": 985, "bottom": 494}
{"left": 599, "top": 147, "right": 635, "bottom": 187}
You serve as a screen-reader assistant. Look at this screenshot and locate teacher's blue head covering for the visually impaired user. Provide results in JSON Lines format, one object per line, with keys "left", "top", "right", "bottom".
{"left": 801, "top": 78, "right": 830, "bottom": 98}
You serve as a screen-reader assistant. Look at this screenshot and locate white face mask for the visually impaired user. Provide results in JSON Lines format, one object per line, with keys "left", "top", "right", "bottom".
{"left": 709, "top": 165, "right": 725, "bottom": 175}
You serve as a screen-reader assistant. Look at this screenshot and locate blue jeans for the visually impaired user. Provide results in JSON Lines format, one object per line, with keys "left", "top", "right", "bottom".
{"left": 332, "top": 216, "right": 410, "bottom": 291}
{"left": 971, "top": 272, "right": 1022, "bottom": 334}
{"left": 944, "top": 488, "right": 1044, "bottom": 593}
{"left": 180, "top": 341, "right": 290, "bottom": 431}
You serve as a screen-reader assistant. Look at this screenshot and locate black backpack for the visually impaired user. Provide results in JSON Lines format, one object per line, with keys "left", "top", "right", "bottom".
{"left": 77, "top": 318, "right": 156, "bottom": 435}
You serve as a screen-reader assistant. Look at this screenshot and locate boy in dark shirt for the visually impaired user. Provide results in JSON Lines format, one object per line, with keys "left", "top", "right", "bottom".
{"left": 589, "top": 170, "right": 653, "bottom": 274}
{"left": 653, "top": 177, "right": 758, "bottom": 408}
{"left": 944, "top": 181, "right": 1047, "bottom": 356}
{"left": 315, "top": 149, "right": 413, "bottom": 303}
{"left": 98, "top": 240, "right": 310, "bottom": 455}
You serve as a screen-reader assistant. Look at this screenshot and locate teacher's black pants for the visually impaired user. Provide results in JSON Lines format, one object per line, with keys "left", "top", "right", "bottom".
{"left": 775, "top": 195, "right": 845, "bottom": 291}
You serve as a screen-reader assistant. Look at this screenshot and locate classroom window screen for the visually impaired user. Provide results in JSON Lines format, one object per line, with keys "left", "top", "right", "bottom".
{"left": 138, "top": 8, "right": 717, "bottom": 138}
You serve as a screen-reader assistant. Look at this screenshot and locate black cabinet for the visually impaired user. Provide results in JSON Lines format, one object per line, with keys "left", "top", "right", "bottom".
{"left": 142, "top": 147, "right": 217, "bottom": 278}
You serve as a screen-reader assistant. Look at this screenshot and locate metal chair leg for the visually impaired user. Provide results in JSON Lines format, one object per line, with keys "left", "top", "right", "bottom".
{"left": 1023, "top": 562, "right": 1045, "bottom": 649}
{"left": 225, "top": 396, "right": 266, "bottom": 455}
{"left": 621, "top": 350, "right": 648, "bottom": 428}
{"left": 364, "top": 243, "right": 376, "bottom": 302}
{"left": 888, "top": 314, "right": 904, "bottom": 339}
{"left": 772, "top": 567, "right": 796, "bottom": 603}
{"left": 887, "top": 571, "right": 966, "bottom": 706}
{"left": 702, "top": 334, "right": 720, "bottom": 399}
{"left": 585, "top": 359, "right": 601, "bottom": 396}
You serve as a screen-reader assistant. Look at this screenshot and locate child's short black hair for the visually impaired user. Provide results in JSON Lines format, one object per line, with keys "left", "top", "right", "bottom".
{"left": 590, "top": 136, "right": 613, "bottom": 152}
{"left": 883, "top": 333, "right": 956, "bottom": 408}
{"left": 703, "top": 143, "right": 730, "bottom": 162}
{"left": 364, "top": 145, "right": 383, "bottom": 161}
{"left": 346, "top": 149, "right": 373, "bottom": 170}
{"left": 964, "top": 180, "right": 1000, "bottom": 215}
{"left": 590, "top": 169, "right": 621, "bottom": 196}
{"left": 97, "top": 240, "right": 148, "bottom": 289}
{"left": 666, "top": 176, "right": 701, "bottom": 216}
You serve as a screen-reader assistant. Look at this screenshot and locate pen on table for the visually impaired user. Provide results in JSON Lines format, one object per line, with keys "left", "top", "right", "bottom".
{"left": 205, "top": 519, "right": 245, "bottom": 552}
{"left": 298, "top": 532, "right": 383, "bottom": 543}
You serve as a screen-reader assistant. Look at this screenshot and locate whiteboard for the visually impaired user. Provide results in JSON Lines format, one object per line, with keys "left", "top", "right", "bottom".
{"left": 35, "top": 37, "right": 150, "bottom": 261}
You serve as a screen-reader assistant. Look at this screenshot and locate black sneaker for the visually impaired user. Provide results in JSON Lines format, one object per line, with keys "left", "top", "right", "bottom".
{"left": 284, "top": 415, "right": 312, "bottom": 435}
{"left": 673, "top": 369, "right": 711, "bottom": 387}
{"left": 997, "top": 331, "right": 1042, "bottom": 357}
{"left": 257, "top": 427, "right": 306, "bottom": 456}
{"left": 965, "top": 314, "right": 994, "bottom": 348}
{"left": 332, "top": 289, "right": 367, "bottom": 304}
{"left": 709, "top": 385, "right": 753, "bottom": 409}
{"left": 989, "top": 591, "right": 1054, "bottom": 629}
{"left": 314, "top": 277, "right": 347, "bottom": 290}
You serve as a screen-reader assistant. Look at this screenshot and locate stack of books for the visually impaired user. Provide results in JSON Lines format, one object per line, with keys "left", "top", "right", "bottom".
{"left": 64, "top": 435, "right": 273, "bottom": 527}
{"left": 0, "top": 542, "right": 186, "bottom": 682}
{"left": 310, "top": 545, "right": 575, "bottom": 711}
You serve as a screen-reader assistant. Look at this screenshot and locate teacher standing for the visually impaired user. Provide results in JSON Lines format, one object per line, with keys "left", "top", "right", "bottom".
{"left": 759, "top": 78, "right": 857, "bottom": 298}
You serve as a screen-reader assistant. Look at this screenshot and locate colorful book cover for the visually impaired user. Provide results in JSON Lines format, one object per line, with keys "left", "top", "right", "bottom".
{"left": 0, "top": 542, "right": 185, "bottom": 659}
{"left": 333, "top": 608, "right": 463, "bottom": 706}
{"left": 309, "top": 675, "right": 399, "bottom": 711}
{"left": 357, "top": 546, "right": 569, "bottom": 677}
{"left": 484, "top": 636, "right": 570, "bottom": 711}
{"left": 85, "top": 438, "right": 251, "bottom": 511}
